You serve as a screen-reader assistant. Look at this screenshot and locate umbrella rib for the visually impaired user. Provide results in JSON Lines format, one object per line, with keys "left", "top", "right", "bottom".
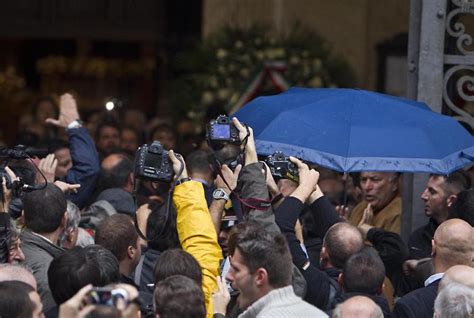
{"left": 344, "top": 98, "right": 356, "bottom": 172}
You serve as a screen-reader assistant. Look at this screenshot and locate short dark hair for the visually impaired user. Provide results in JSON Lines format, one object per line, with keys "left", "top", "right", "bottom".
{"left": 22, "top": 183, "right": 66, "bottom": 233}
{"left": 49, "top": 138, "right": 70, "bottom": 153}
{"left": 0, "top": 281, "right": 35, "bottom": 318}
{"left": 443, "top": 170, "right": 471, "bottom": 196}
{"left": 98, "top": 155, "right": 134, "bottom": 190}
{"left": 95, "top": 214, "right": 138, "bottom": 262}
{"left": 228, "top": 222, "right": 292, "bottom": 288}
{"left": 323, "top": 222, "right": 363, "bottom": 269}
{"left": 150, "top": 124, "right": 175, "bottom": 140}
{"left": 153, "top": 275, "right": 205, "bottom": 318}
{"left": 153, "top": 249, "right": 202, "bottom": 285}
{"left": 186, "top": 150, "right": 212, "bottom": 175}
{"left": 9, "top": 160, "right": 37, "bottom": 186}
{"left": 146, "top": 201, "right": 180, "bottom": 252}
{"left": 343, "top": 247, "right": 385, "bottom": 294}
{"left": 48, "top": 245, "right": 120, "bottom": 305}
{"left": 96, "top": 121, "right": 121, "bottom": 140}
{"left": 33, "top": 96, "right": 59, "bottom": 118}
{"left": 449, "top": 189, "right": 474, "bottom": 226}
{"left": 89, "top": 306, "right": 121, "bottom": 318}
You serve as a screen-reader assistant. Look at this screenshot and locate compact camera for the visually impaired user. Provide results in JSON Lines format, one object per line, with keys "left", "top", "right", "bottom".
{"left": 88, "top": 287, "right": 128, "bottom": 307}
{"left": 206, "top": 115, "right": 241, "bottom": 146}
{"left": 134, "top": 141, "right": 173, "bottom": 183}
{"left": 265, "top": 152, "right": 299, "bottom": 183}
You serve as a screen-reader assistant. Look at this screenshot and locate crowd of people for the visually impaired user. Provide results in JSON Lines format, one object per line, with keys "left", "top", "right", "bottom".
{"left": 0, "top": 92, "right": 472, "bottom": 318}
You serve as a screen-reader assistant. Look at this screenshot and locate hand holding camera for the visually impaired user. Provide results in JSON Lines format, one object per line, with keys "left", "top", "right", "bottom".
{"left": 265, "top": 152, "right": 299, "bottom": 183}
{"left": 232, "top": 117, "right": 258, "bottom": 165}
{"left": 168, "top": 150, "right": 189, "bottom": 182}
{"left": 59, "top": 284, "right": 140, "bottom": 318}
{"left": 288, "top": 157, "right": 320, "bottom": 204}
{"left": 1, "top": 166, "right": 18, "bottom": 212}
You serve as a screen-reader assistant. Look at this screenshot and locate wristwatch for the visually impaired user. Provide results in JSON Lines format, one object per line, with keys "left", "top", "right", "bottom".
{"left": 213, "top": 188, "right": 230, "bottom": 201}
{"left": 66, "top": 119, "right": 83, "bottom": 130}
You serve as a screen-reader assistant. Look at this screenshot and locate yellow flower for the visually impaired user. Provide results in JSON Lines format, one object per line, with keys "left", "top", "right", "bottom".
{"left": 209, "top": 76, "right": 219, "bottom": 88}
{"left": 201, "top": 91, "right": 215, "bottom": 105}
{"left": 290, "top": 56, "right": 300, "bottom": 65}
{"left": 240, "top": 68, "right": 250, "bottom": 78}
{"left": 309, "top": 76, "right": 322, "bottom": 88}
{"left": 312, "top": 59, "right": 322, "bottom": 71}
{"left": 217, "top": 88, "right": 231, "bottom": 100}
{"left": 216, "top": 49, "right": 228, "bottom": 59}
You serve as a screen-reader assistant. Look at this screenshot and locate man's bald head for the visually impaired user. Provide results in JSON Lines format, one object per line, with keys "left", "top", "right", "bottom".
{"left": 101, "top": 153, "right": 126, "bottom": 170}
{"left": 333, "top": 296, "right": 383, "bottom": 318}
{"left": 0, "top": 264, "right": 37, "bottom": 290}
{"left": 432, "top": 219, "right": 473, "bottom": 272}
{"left": 439, "top": 265, "right": 474, "bottom": 291}
{"left": 99, "top": 153, "right": 134, "bottom": 191}
{"left": 323, "top": 222, "right": 364, "bottom": 269}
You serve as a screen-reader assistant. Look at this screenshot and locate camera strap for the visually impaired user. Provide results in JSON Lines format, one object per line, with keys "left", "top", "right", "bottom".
{"left": 214, "top": 161, "right": 273, "bottom": 213}
{"left": 132, "top": 154, "right": 185, "bottom": 242}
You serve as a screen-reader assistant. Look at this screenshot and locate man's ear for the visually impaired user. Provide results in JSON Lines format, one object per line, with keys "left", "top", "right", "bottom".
{"left": 376, "top": 282, "right": 385, "bottom": 295}
{"left": 127, "top": 245, "right": 135, "bottom": 259}
{"left": 60, "top": 211, "right": 68, "bottom": 229}
{"left": 446, "top": 194, "right": 457, "bottom": 208}
{"left": 337, "top": 273, "right": 345, "bottom": 290}
{"left": 254, "top": 268, "right": 268, "bottom": 287}
{"left": 431, "top": 239, "right": 436, "bottom": 258}
{"left": 320, "top": 246, "right": 327, "bottom": 260}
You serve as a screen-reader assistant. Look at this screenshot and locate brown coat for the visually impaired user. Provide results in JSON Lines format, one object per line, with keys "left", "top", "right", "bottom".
{"left": 348, "top": 196, "right": 402, "bottom": 234}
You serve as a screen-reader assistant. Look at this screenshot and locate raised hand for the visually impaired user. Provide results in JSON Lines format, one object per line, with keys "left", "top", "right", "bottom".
{"left": 58, "top": 284, "right": 94, "bottom": 318}
{"left": 357, "top": 203, "right": 374, "bottom": 238}
{"left": 46, "top": 93, "right": 80, "bottom": 128}
{"left": 262, "top": 161, "right": 280, "bottom": 198}
{"left": 289, "top": 156, "right": 320, "bottom": 203}
{"left": 37, "top": 153, "right": 58, "bottom": 183}
{"left": 335, "top": 205, "right": 350, "bottom": 221}
{"left": 232, "top": 117, "right": 257, "bottom": 164}
{"left": 358, "top": 203, "right": 374, "bottom": 227}
{"left": 212, "top": 275, "right": 231, "bottom": 315}
{"left": 169, "top": 150, "right": 188, "bottom": 180}
{"left": 54, "top": 180, "right": 81, "bottom": 194}
{"left": 215, "top": 164, "right": 242, "bottom": 194}
{"left": 1, "top": 167, "right": 18, "bottom": 212}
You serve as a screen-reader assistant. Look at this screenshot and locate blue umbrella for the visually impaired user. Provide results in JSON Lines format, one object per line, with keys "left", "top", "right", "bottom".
{"left": 233, "top": 88, "right": 474, "bottom": 174}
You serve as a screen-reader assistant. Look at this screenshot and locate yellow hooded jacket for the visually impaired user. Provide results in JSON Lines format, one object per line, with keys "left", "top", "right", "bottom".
{"left": 173, "top": 180, "right": 223, "bottom": 318}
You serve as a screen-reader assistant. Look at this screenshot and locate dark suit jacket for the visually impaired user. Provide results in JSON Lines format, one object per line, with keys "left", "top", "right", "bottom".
{"left": 407, "top": 218, "right": 438, "bottom": 259}
{"left": 391, "top": 279, "right": 440, "bottom": 318}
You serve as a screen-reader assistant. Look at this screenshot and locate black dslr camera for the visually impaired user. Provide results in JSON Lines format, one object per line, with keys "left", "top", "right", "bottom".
{"left": 134, "top": 141, "right": 173, "bottom": 183}
{"left": 265, "top": 152, "right": 299, "bottom": 183}
{"left": 0, "top": 166, "right": 28, "bottom": 202}
{"left": 206, "top": 115, "right": 240, "bottom": 146}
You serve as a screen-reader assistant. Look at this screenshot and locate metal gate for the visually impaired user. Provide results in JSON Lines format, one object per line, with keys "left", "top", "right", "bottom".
{"left": 402, "top": 0, "right": 474, "bottom": 239}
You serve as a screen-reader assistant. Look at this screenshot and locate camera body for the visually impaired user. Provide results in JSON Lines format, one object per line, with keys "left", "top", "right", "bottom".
{"left": 88, "top": 287, "right": 128, "bottom": 307}
{"left": 265, "top": 152, "right": 299, "bottom": 183}
{"left": 134, "top": 141, "right": 173, "bottom": 183}
{"left": 206, "top": 115, "right": 240, "bottom": 145}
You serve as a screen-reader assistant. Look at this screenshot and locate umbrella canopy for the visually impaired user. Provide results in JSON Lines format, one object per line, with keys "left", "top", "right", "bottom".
{"left": 233, "top": 88, "right": 474, "bottom": 174}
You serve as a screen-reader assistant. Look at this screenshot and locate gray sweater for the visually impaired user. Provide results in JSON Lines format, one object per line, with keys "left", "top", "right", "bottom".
{"left": 239, "top": 286, "right": 328, "bottom": 318}
{"left": 21, "top": 229, "right": 64, "bottom": 311}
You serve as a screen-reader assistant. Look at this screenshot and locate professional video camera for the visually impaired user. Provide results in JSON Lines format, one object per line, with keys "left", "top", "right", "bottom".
{"left": 0, "top": 145, "right": 49, "bottom": 201}
{"left": 134, "top": 141, "right": 173, "bottom": 183}
{"left": 0, "top": 145, "right": 48, "bottom": 160}
{"left": 265, "top": 151, "right": 300, "bottom": 183}
{"left": 206, "top": 115, "right": 241, "bottom": 147}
